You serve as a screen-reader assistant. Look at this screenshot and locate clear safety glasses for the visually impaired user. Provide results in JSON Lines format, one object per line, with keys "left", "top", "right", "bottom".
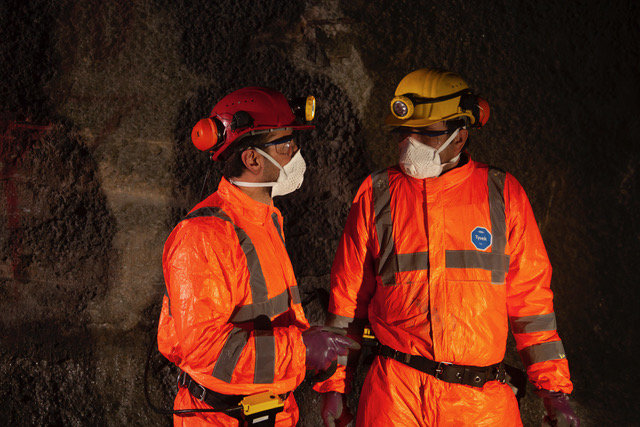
{"left": 262, "top": 135, "right": 298, "bottom": 155}
{"left": 391, "top": 127, "right": 452, "bottom": 138}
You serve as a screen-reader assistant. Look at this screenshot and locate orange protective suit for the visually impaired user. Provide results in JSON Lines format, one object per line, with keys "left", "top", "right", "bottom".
{"left": 157, "top": 178, "right": 309, "bottom": 426}
{"left": 315, "top": 155, "right": 573, "bottom": 426}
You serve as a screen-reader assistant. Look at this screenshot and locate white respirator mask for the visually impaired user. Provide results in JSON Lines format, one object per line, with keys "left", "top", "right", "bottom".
{"left": 398, "top": 128, "right": 462, "bottom": 179}
{"left": 231, "top": 147, "right": 306, "bottom": 197}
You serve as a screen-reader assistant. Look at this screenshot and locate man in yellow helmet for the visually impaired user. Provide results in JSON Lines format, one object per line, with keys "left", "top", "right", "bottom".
{"left": 314, "top": 69, "right": 579, "bottom": 426}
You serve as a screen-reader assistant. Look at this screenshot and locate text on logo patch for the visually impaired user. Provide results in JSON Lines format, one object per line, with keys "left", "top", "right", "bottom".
{"left": 471, "top": 227, "right": 492, "bottom": 250}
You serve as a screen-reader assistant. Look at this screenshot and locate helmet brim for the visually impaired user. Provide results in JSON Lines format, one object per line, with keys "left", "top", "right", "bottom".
{"left": 384, "top": 111, "right": 475, "bottom": 128}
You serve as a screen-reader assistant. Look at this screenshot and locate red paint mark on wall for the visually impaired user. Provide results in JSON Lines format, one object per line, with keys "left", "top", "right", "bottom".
{"left": 0, "top": 114, "right": 52, "bottom": 282}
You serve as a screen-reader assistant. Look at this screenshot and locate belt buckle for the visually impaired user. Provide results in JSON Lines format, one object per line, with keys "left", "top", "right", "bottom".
{"left": 434, "top": 362, "right": 444, "bottom": 379}
{"left": 176, "top": 372, "right": 186, "bottom": 388}
{"left": 194, "top": 383, "right": 207, "bottom": 402}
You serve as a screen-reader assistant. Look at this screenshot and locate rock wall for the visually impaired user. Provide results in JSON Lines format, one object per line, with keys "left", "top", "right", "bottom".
{"left": 1, "top": 0, "right": 637, "bottom": 425}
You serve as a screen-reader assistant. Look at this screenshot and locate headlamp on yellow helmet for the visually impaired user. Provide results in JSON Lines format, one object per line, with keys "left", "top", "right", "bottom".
{"left": 386, "top": 68, "right": 490, "bottom": 128}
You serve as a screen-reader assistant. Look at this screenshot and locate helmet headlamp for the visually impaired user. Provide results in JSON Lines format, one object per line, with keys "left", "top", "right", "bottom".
{"left": 291, "top": 96, "right": 316, "bottom": 123}
{"left": 391, "top": 96, "right": 414, "bottom": 119}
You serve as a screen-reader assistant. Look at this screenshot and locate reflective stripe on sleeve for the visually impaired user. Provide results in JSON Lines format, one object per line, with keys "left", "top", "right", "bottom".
{"left": 289, "top": 285, "right": 301, "bottom": 305}
{"left": 212, "top": 327, "right": 249, "bottom": 382}
{"left": 254, "top": 330, "right": 276, "bottom": 383}
{"left": 519, "top": 340, "right": 566, "bottom": 366}
{"left": 510, "top": 312, "right": 557, "bottom": 334}
{"left": 230, "top": 289, "right": 291, "bottom": 323}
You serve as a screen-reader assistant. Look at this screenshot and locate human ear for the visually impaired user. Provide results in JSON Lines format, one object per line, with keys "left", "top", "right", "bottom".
{"left": 241, "top": 149, "right": 263, "bottom": 176}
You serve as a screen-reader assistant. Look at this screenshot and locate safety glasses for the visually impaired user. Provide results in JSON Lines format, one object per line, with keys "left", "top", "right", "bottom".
{"left": 262, "top": 135, "right": 298, "bottom": 155}
{"left": 391, "top": 127, "right": 451, "bottom": 138}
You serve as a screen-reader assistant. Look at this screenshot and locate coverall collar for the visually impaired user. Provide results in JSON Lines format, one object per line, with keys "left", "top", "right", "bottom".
{"left": 217, "top": 177, "right": 280, "bottom": 225}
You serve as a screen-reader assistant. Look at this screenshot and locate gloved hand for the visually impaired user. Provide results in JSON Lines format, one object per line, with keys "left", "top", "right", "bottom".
{"left": 536, "top": 389, "right": 580, "bottom": 427}
{"left": 322, "top": 392, "right": 353, "bottom": 427}
{"left": 302, "top": 326, "right": 360, "bottom": 372}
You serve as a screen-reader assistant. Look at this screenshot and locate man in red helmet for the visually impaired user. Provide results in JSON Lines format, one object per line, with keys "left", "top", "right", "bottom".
{"left": 157, "top": 87, "right": 358, "bottom": 426}
{"left": 315, "top": 69, "right": 579, "bottom": 426}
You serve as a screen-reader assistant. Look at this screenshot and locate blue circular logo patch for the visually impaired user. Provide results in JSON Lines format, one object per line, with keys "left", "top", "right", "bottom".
{"left": 471, "top": 227, "right": 492, "bottom": 250}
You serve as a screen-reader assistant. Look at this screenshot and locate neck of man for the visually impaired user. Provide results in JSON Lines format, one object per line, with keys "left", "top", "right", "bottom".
{"left": 231, "top": 172, "right": 274, "bottom": 205}
{"left": 239, "top": 185, "right": 272, "bottom": 205}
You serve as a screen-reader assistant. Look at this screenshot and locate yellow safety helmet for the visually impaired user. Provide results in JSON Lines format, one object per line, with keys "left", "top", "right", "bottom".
{"left": 385, "top": 68, "right": 489, "bottom": 128}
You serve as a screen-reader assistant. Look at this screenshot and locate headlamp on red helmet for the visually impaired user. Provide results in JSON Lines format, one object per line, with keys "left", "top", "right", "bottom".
{"left": 191, "top": 87, "right": 315, "bottom": 161}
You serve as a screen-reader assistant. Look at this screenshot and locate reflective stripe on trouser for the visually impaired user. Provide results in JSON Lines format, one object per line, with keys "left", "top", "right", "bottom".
{"left": 356, "top": 356, "right": 522, "bottom": 427}
{"left": 183, "top": 207, "right": 301, "bottom": 384}
{"left": 370, "top": 168, "right": 510, "bottom": 285}
{"left": 173, "top": 386, "right": 299, "bottom": 427}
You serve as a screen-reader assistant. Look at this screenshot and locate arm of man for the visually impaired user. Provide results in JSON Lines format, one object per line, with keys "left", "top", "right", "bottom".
{"left": 313, "top": 177, "right": 378, "bottom": 425}
{"left": 504, "top": 174, "right": 578, "bottom": 425}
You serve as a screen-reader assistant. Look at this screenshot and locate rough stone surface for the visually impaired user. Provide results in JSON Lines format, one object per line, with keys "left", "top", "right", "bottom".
{"left": 1, "top": 0, "right": 638, "bottom": 426}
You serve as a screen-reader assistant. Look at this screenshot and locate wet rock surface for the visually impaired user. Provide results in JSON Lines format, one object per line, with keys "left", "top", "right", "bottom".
{"left": 1, "top": 0, "right": 638, "bottom": 425}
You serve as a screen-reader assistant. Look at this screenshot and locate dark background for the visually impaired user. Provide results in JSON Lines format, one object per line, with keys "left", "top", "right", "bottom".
{"left": 1, "top": 0, "right": 638, "bottom": 425}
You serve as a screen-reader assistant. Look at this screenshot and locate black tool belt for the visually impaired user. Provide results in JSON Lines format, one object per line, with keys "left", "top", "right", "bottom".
{"left": 378, "top": 345, "right": 506, "bottom": 388}
{"left": 177, "top": 371, "right": 245, "bottom": 417}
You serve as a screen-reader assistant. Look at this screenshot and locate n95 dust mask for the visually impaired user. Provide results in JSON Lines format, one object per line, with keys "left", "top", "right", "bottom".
{"left": 231, "top": 148, "right": 306, "bottom": 197}
{"left": 398, "top": 128, "right": 461, "bottom": 179}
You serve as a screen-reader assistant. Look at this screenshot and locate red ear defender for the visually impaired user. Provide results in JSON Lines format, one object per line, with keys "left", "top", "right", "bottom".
{"left": 474, "top": 96, "right": 490, "bottom": 128}
{"left": 191, "top": 117, "right": 224, "bottom": 151}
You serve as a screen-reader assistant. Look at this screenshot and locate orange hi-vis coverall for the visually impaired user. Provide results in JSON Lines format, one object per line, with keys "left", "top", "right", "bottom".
{"left": 315, "top": 156, "right": 573, "bottom": 426}
{"left": 157, "top": 177, "right": 309, "bottom": 426}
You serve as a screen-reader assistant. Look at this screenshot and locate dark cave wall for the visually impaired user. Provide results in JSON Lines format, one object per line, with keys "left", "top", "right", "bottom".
{"left": 1, "top": 0, "right": 638, "bottom": 425}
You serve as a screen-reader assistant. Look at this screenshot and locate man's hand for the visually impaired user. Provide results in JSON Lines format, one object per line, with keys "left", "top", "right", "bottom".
{"left": 322, "top": 391, "right": 353, "bottom": 427}
{"left": 302, "top": 326, "right": 360, "bottom": 372}
{"left": 536, "top": 389, "right": 580, "bottom": 427}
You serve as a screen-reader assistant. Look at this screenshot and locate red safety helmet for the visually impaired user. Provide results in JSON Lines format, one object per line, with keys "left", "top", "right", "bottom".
{"left": 191, "top": 86, "right": 315, "bottom": 161}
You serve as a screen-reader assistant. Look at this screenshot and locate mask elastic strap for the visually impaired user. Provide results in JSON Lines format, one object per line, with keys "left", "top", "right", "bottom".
{"left": 436, "top": 128, "right": 461, "bottom": 155}
{"left": 229, "top": 147, "right": 284, "bottom": 188}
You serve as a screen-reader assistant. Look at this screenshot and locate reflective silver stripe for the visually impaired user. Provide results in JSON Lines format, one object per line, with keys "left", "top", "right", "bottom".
{"left": 230, "top": 289, "right": 291, "bottom": 323}
{"left": 290, "top": 286, "right": 301, "bottom": 305}
{"left": 184, "top": 206, "right": 269, "bottom": 305}
{"left": 446, "top": 250, "right": 510, "bottom": 271}
{"left": 371, "top": 170, "right": 397, "bottom": 285}
{"left": 212, "top": 327, "right": 249, "bottom": 382}
{"left": 510, "top": 312, "right": 557, "bottom": 334}
{"left": 328, "top": 313, "right": 356, "bottom": 329}
{"left": 519, "top": 340, "right": 566, "bottom": 367}
{"left": 271, "top": 212, "right": 285, "bottom": 246}
{"left": 234, "top": 226, "right": 269, "bottom": 302}
{"left": 397, "top": 251, "right": 429, "bottom": 272}
{"left": 183, "top": 206, "right": 285, "bottom": 384}
{"left": 254, "top": 330, "right": 275, "bottom": 383}
{"left": 487, "top": 168, "right": 508, "bottom": 283}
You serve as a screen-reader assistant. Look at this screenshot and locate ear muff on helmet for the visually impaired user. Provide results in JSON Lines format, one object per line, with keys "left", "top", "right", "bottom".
{"left": 191, "top": 111, "right": 257, "bottom": 152}
{"left": 191, "top": 116, "right": 225, "bottom": 151}
{"left": 459, "top": 93, "right": 490, "bottom": 128}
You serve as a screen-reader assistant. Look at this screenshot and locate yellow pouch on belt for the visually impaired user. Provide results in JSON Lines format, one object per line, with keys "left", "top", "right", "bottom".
{"left": 240, "top": 391, "right": 285, "bottom": 416}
